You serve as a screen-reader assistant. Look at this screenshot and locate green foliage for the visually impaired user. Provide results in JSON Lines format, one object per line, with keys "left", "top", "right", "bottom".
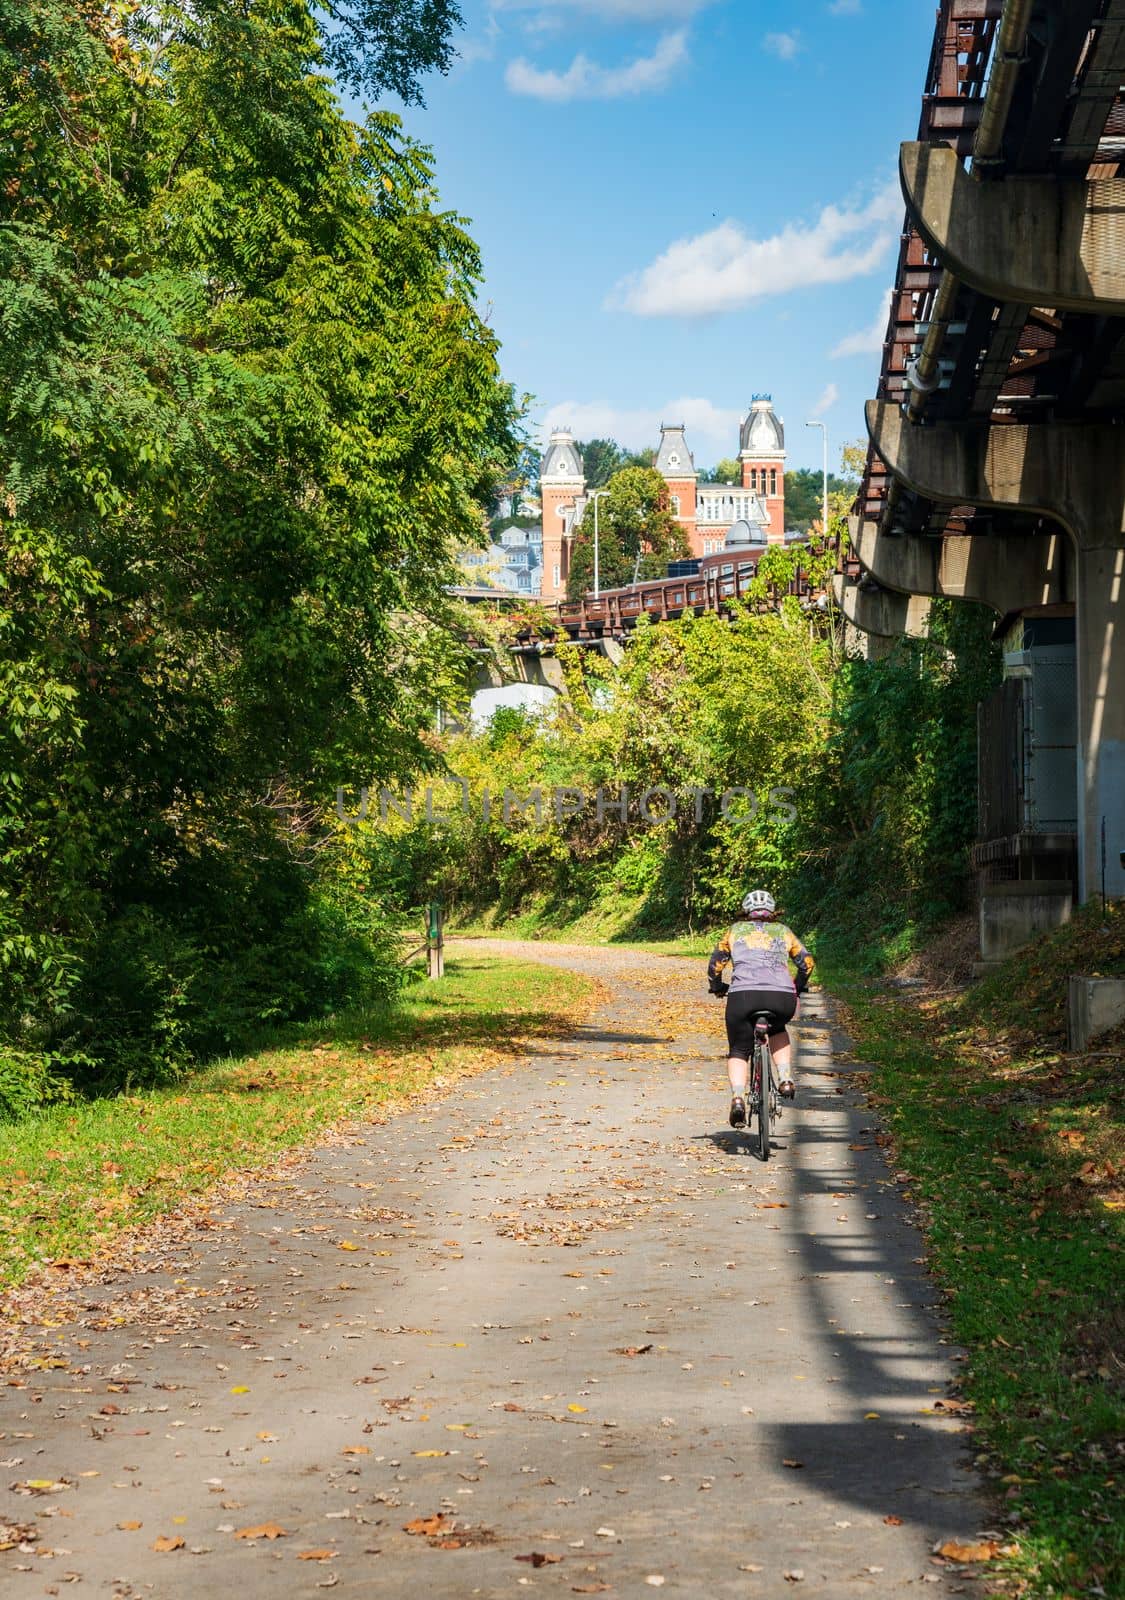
{"left": 788, "top": 599, "right": 1001, "bottom": 946}
{"left": 566, "top": 466, "right": 687, "bottom": 597}
{"left": 575, "top": 437, "right": 627, "bottom": 490}
{"left": 824, "top": 924, "right": 1125, "bottom": 1598}
{"left": 784, "top": 468, "right": 853, "bottom": 532}
{"left": 705, "top": 457, "right": 741, "bottom": 485}
{"left": 314, "top": 0, "right": 463, "bottom": 104}
{"left": 376, "top": 576, "right": 999, "bottom": 956}
{"left": 0, "top": 0, "right": 518, "bottom": 1107}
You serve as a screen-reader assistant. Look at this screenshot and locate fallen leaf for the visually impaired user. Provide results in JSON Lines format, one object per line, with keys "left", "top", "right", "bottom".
{"left": 515, "top": 1552, "right": 564, "bottom": 1567}
{"left": 883, "top": 1515, "right": 903, "bottom": 1526}
{"left": 614, "top": 1345, "right": 653, "bottom": 1358}
{"left": 152, "top": 1535, "right": 184, "bottom": 1553}
{"left": 739, "top": 1564, "right": 764, "bottom": 1573}
{"left": 571, "top": 1586, "right": 611, "bottom": 1594}
{"left": 937, "top": 1539, "right": 1001, "bottom": 1563}
{"left": 235, "top": 1523, "right": 288, "bottom": 1541}
{"left": 412, "top": 1450, "right": 449, "bottom": 1458}
{"left": 782, "top": 1459, "right": 804, "bottom": 1469}
{"left": 229, "top": 1386, "right": 249, "bottom": 1396}
{"left": 342, "top": 1446, "right": 371, "bottom": 1456}
{"left": 645, "top": 1578, "right": 666, "bottom": 1588}
{"left": 567, "top": 1404, "right": 587, "bottom": 1414}
{"left": 298, "top": 1550, "right": 338, "bottom": 1561}
{"left": 338, "top": 1241, "right": 359, "bottom": 1252}
{"left": 783, "top": 1570, "right": 804, "bottom": 1582}
{"left": 117, "top": 1520, "right": 142, "bottom": 1532}
{"left": 403, "top": 1515, "right": 449, "bottom": 1537}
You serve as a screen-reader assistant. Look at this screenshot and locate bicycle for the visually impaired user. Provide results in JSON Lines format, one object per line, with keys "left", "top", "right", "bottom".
{"left": 750, "top": 1011, "right": 781, "bottom": 1160}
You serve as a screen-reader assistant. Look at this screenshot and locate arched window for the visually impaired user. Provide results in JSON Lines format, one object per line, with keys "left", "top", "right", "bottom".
{"left": 769, "top": 468, "right": 777, "bottom": 496}
{"left": 670, "top": 494, "right": 681, "bottom": 515}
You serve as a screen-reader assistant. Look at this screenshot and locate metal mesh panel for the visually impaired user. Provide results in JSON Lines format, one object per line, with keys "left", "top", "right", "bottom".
{"left": 1028, "top": 656, "right": 1078, "bottom": 833}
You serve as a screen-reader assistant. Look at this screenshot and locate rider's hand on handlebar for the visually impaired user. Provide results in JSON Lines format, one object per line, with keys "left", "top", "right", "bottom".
{"left": 708, "top": 976, "right": 729, "bottom": 998}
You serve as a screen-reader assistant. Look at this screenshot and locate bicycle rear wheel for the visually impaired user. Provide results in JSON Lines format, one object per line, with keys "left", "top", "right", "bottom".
{"left": 756, "top": 1042, "right": 771, "bottom": 1161}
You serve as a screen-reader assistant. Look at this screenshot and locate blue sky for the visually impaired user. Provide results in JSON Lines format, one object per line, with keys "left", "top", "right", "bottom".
{"left": 372, "top": 1, "right": 934, "bottom": 473}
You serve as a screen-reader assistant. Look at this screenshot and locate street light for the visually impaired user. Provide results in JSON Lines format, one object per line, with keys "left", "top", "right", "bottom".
{"left": 588, "top": 489, "right": 609, "bottom": 598}
{"left": 805, "top": 419, "right": 828, "bottom": 542}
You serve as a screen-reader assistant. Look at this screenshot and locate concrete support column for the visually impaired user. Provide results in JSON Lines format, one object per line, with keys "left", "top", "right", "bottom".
{"left": 1075, "top": 542, "right": 1125, "bottom": 898}
{"left": 866, "top": 401, "right": 1125, "bottom": 900}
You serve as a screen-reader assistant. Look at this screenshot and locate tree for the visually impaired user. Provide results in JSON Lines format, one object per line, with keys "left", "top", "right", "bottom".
{"left": 0, "top": 0, "right": 518, "bottom": 1089}
{"left": 313, "top": 0, "right": 463, "bottom": 103}
{"left": 711, "top": 457, "right": 741, "bottom": 485}
{"left": 784, "top": 469, "right": 853, "bottom": 534}
{"left": 566, "top": 467, "right": 687, "bottom": 597}
{"left": 576, "top": 438, "right": 626, "bottom": 490}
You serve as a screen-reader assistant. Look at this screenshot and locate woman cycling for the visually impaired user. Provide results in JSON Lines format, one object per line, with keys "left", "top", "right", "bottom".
{"left": 707, "top": 890, "right": 814, "bottom": 1129}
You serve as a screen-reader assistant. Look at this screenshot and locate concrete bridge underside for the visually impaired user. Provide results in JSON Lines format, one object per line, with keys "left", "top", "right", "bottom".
{"left": 850, "top": 0, "right": 1125, "bottom": 903}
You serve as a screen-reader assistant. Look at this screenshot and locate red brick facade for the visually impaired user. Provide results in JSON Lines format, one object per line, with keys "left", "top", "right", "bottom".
{"left": 539, "top": 401, "right": 788, "bottom": 593}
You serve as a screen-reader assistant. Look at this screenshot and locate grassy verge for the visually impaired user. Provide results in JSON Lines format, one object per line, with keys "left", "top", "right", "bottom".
{"left": 819, "top": 900, "right": 1125, "bottom": 1599}
{"left": 0, "top": 955, "right": 596, "bottom": 1295}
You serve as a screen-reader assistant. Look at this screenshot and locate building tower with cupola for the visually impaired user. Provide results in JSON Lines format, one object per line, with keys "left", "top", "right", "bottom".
{"left": 539, "top": 428, "right": 586, "bottom": 602}
{"left": 537, "top": 398, "right": 788, "bottom": 591}
{"left": 738, "top": 395, "right": 786, "bottom": 544}
{"left": 654, "top": 424, "right": 698, "bottom": 552}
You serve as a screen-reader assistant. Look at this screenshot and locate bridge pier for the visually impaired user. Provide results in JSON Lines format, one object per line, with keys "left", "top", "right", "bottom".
{"left": 867, "top": 403, "right": 1125, "bottom": 900}
{"left": 832, "top": 571, "right": 931, "bottom": 643}
{"left": 849, "top": 517, "right": 1073, "bottom": 615}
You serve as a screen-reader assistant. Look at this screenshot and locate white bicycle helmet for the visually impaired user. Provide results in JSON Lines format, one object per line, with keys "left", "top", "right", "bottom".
{"left": 741, "top": 889, "right": 775, "bottom": 919}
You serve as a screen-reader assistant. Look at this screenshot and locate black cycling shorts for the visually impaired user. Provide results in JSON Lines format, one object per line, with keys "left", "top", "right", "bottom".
{"left": 724, "top": 989, "right": 797, "bottom": 1059}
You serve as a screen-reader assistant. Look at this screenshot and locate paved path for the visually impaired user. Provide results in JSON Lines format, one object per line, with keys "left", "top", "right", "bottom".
{"left": 0, "top": 942, "right": 989, "bottom": 1597}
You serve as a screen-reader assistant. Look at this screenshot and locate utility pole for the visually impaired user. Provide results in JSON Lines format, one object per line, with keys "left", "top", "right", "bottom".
{"left": 589, "top": 489, "right": 609, "bottom": 598}
{"left": 805, "top": 419, "right": 829, "bottom": 541}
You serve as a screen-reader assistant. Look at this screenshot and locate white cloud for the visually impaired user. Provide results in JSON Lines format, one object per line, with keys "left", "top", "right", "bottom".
{"left": 506, "top": 29, "right": 687, "bottom": 99}
{"left": 612, "top": 181, "right": 900, "bottom": 317}
{"left": 828, "top": 0, "right": 863, "bottom": 14}
{"left": 539, "top": 396, "right": 742, "bottom": 462}
{"left": 830, "top": 291, "right": 891, "bottom": 358}
{"left": 811, "top": 382, "right": 839, "bottom": 417}
{"left": 763, "top": 30, "right": 801, "bottom": 60}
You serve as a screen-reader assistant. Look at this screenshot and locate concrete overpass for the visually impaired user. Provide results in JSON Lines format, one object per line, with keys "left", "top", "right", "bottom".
{"left": 851, "top": 0, "right": 1125, "bottom": 924}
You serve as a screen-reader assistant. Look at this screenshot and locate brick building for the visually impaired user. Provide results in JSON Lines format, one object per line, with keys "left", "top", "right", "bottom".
{"left": 539, "top": 396, "right": 788, "bottom": 602}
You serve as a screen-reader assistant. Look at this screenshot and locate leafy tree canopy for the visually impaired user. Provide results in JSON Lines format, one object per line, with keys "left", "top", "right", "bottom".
{"left": 566, "top": 466, "right": 687, "bottom": 598}
{"left": 0, "top": 0, "right": 517, "bottom": 1088}
{"left": 314, "top": 0, "right": 462, "bottom": 103}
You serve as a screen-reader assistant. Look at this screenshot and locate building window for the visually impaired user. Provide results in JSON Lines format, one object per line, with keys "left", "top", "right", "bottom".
{"left": 670, "top": 494, "right": 680, "bottom": 515}
{"left": 553, "top": 565, "right": 560, "bottom": 587}
{"left": 750, "top": 468, "right": 758, "bottom": 490}
{"left": 770, "top": 468, "right": 777, "bottom": 495}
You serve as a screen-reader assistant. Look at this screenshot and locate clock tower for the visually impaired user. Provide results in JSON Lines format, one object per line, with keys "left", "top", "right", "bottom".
{"left": 738, "top": 396, "right": 786, "bottom": 544}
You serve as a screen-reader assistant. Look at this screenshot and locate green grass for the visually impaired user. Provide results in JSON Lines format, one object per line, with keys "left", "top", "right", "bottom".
{"left": 0, "top": 956, "right": 596, "bottom": 1294}
{"left": 819, "top": 899, "right": 1125, "bottom": 1600}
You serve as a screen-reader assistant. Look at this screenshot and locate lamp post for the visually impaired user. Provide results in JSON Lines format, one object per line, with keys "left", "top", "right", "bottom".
{"left": 805, "top": 419, "right": 828, "bottom": 541}
{"left": 588, "top": 489, "right": 609, "bottom": 598}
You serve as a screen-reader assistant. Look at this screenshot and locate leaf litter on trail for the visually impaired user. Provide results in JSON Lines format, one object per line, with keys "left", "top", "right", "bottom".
{"left": 152, "top": 1534, "right": 184, "bottom": 1552}
{"left": 936, "top": 1538, "right": 1016, "bottom": 1563}
{"left": 235, "top": 1522, "right": 288, "bottom": 1540}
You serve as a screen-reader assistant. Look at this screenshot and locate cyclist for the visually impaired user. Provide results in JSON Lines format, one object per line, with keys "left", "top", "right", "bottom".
{"left": 707, "top": 890, "right": 814, "bottom": 1129}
